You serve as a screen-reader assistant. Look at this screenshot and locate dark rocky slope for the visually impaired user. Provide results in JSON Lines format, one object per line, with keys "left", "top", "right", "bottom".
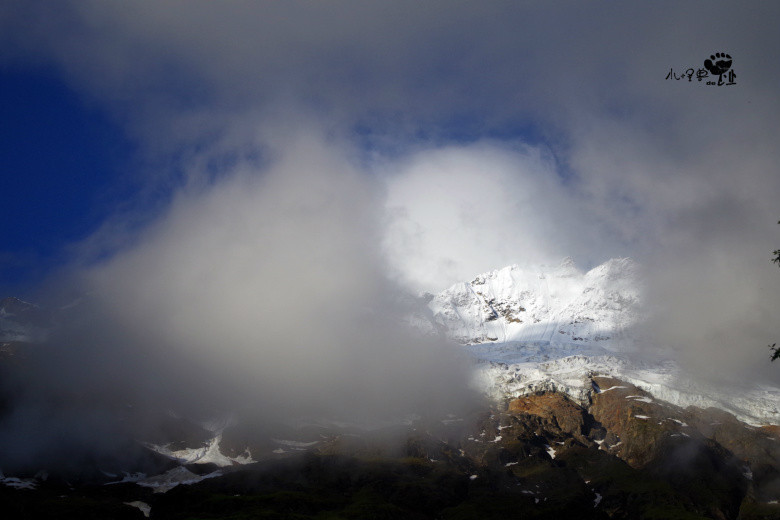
{"left": 3, "top": 375, "right": 779, "bottom": 519}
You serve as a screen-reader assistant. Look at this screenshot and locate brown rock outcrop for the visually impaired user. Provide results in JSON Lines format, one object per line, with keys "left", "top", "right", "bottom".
{"left": 508, "top": 392, "right": 589, "bottom": 442}
{"left": 589, "top": 376, "right": 693, "bottom": 467}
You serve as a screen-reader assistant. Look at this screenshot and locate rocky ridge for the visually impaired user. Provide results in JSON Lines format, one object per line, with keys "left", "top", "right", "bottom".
{"left": 5, "top": 372, "right": 777, "bottom": 519}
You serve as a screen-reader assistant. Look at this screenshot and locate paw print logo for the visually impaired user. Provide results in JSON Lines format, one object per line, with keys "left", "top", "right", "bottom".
{"left": 704, "top": 52, "right": 732, "bottom": 76}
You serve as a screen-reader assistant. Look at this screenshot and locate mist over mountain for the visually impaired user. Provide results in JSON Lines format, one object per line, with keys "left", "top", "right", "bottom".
{"left": 1, "top": 2, "right": 780, "bottom": 517}
{"left": 0, "top": 133, "right": 484, "bottom": 474}
{"left": 2, "top": 256, "right": 780, "bottom": 518}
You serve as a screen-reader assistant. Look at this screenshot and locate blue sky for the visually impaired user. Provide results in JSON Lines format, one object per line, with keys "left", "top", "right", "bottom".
{"left": 0, "top": 67, "right": 134, "bottom": 295}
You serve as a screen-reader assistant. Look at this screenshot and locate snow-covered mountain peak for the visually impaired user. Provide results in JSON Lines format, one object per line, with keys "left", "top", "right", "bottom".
{"left": 426, "top": 256, "right": 780, "bottom": 426}
{"left": 429, "top": 258, "right": 641, "bottom": 348}
{"left": 585, "top": 257, "right": 637, "bottom": 282}
{"left": 550, "top": 256, "right": 580, "bottom": 277}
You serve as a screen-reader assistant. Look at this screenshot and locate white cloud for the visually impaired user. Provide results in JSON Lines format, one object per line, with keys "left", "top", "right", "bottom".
{"left": 73, "top": 129, "right": 476, "bottom": 419}
{"left": 381, "top": 142, "right": 614, "bottom": 291}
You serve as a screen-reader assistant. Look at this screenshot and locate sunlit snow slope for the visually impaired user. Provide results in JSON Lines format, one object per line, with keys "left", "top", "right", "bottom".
{"left": 429, "top": 257, "right": 640, "bottom": 349}
{"left": 426, "top": 258, "right": 780, "bottom": 426}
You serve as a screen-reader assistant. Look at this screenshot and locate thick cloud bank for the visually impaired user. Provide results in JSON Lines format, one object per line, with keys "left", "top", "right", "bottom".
{"left": 1, "top": 1, "right": 780, "bottom": 469}
{"left": 0, "top": 131, "right": 481, "bottom": 471}
{"left": 80, "top": 131, "right": 476, "bottom": 417}
{"left": 381, "top": 142, "right": 624, "bottom": 291}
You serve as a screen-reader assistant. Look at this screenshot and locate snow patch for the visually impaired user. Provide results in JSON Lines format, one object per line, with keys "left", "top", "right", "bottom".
{"left": 545, "top": 445, "right": 556, "bottom": 459}
{"left": 146, "top": 433, "right": 254, "bottom": 467}
{"left": 137, "top": 467, "right": 222, "bottom": 493}
{"left": 0, "top": 475, "right": 37, "bottom": 490}
{"left": 600, "top": 385, "right": 628, "bottom": 393}
{"left": 106, "top": 472, "right": 147, "bottom": 485}
{"left": 124, "top": 501, "right": 151, "bottom": 518}
{"left": 441, "top": 417, "right": 464, "bottom": 425}
{"left": 272, "top": 439, "right": 320, "bottom": 449}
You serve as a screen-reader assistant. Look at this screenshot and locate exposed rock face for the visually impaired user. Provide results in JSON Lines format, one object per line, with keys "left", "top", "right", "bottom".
{"left": 588, "top": 375, "right": 688, "bottom": 467}
{"left": 761, "top": 425, "right": 780, "bottom": 440}
{"left": 586, "top": 376, "right": 780, "bottom": 492}
{"left": 2, "top": 380, "right": 779, "bottom": 519}
{"left": 122, "top": 375, "right": 780, "bottom": 518}
{"left": 461, "top": 377, "right": 780, "bottom": 519}
{"left": 508, "top": 392, "right": 590, "bottom": 442}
